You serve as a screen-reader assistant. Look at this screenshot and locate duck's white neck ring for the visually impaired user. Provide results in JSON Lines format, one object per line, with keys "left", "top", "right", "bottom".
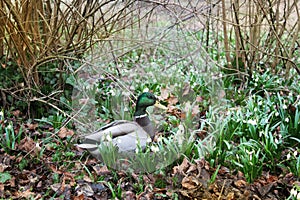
{"left": 134, "top": 114, "right": 147, "bottom": 119}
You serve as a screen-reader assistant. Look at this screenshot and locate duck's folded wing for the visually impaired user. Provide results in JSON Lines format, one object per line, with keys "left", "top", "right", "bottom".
{"left": 77, "top": 120, "right": 143, "bottom": 146}
{"left": 77, "top": 120, "right": 150, "bottom": 153}
{"left": 110, "top": 129, "right": 149, "bottom": 152}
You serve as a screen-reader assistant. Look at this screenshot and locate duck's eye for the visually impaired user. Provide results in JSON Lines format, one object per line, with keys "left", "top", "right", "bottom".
{"left": 149, "top": 94, "right": 156, "bottom": 100}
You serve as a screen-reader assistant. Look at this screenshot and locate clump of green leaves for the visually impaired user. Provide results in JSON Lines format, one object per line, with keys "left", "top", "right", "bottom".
{"left": 202, "top": 70, "right": 300, "bottom": 182}
{"left": 0, "top": 110, "right": 22, "bottom": 153}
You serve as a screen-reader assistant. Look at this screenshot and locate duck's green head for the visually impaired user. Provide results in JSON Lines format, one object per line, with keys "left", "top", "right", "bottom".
{"left": 134, "top": 92, "right": 156, "bottom": 116}
{"left": 134, "top": 92, "right": 167, "bottom": 116}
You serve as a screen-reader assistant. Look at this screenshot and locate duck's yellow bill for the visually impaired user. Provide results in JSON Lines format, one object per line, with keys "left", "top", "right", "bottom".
{"left": 154, "top": 102, "right": 167, "bottom": 110}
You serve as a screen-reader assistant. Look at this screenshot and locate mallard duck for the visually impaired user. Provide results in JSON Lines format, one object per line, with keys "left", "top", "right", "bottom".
{"left": 77, "top": 92, "right": 166, "bottom": 159}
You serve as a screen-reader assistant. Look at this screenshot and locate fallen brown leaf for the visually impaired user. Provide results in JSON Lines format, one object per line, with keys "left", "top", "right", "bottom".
{"left": 226, "top": 192, "right": 235, "bottom": 200}
{"left": 0, "top": 163, "right": 9, "bottom": 173}
{"left": 160, "top": 88, "right": 170, "bottom": 100}
{"left": 18, "top": 137, "right": 40, "bottom": 156}
{"left": 234, "top": 179, "right": 247, "bottom": 188}
{"left": 181, "top": 175, "right": 201, "bottom": 190}
{"left": 173, "top": 157, "right": 190, "bottom": 176}
{"left": 17, "top": 188, "right": 35, "bottom": 199}
{"left": 122, "top": 191, "right": 136, "bottom": 200}
{"left": 58, "top": 127, "right": 74, "bottom": 138}
{"left": 93, "top": 165, "right": 111, "bottom": 176}
{"left": 182, "top": 83, "right": 192, "bottom": 96}
{"left": 27, "top": 123, "right": 38, "bottom": 131}
{"left": 12, "top": 110, "right": 21, "bottom": 117}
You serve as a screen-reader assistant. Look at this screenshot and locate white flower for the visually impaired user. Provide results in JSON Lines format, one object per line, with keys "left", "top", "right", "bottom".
{"left": 157, "top": 136, "right": 162, "bottom": 143}
{"left": 6, "top": 123, "right": 13, "bottom": 130}
{"left": 176, "top": 124, "right": 185, "bottom": 145}
{"left": 248, "top": 150, "right": 253, "bottom": 160}
{"left": 146, "top": 137, "right": 152, "bottom": 143}
{"left": 294, "top": 151, "right": 298, "bottom": 157}
{"left": 143, "top": 88, "right": 149, "bottom": 92}
{"left": 258, "top": 101, "right": 263, "bottom": 106}
{"left": 285, "top": 117, "right": 289, "bottom": 123}
{"left": 150, "top": 145, "right": 159, "bottom": 153}
{"left": 297, "top": 191, "right": 300, "bottom": 199}
{"left": 275, "top": 112, "right": 279, "bottom": 117}
{"left": 290, "top": 188, "right": 297, "bottom": 197}
{"left": 254, "top": 108, "right": 258, "bottom": 112}
{"left": 282, "top": 104, "right": 288, "bottom": 109}
{"left": 247, "top": 119, "right": 257, "bottom": 126}
{"left": 110, "top": 90, "right": 116, "bottom": 96}
{"left": 287, "top": 153, "right": 291, "bottom": 160}
{"left": 135, "top": 148, "right": 139, "bottom": 154}
{"left": 0, "top": 110, "right": 3, "bottom": 120}
{"left": 226, "top": 110, "right": 231, "bottom": 116}
{"left": 274, "top": 138, "right": 279, "bottom": 144}
{"left": 105, "top": 134, "right": 112, "bottom": 142}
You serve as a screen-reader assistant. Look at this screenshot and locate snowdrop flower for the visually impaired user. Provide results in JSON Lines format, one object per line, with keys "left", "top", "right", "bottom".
{"left": 297, "top": 192, "right": 300, "bottom": 200}
{"left": 6, "top": 123, "right": 13, "bottom": 130}
{"left": 146, "top": 137, "right": 152, "bottom": 143}
{"left": 143, "top": 88, "right": 149, "bottom": 92}
{"left": 176, "top": 124, "right": 185, "bottom": 145}
{"left": 282, "top": 104, "right": 287, "bottom": 109}
{"left": 290, "top": 188, "right": 297, "bottom": 197}
{"left": 150, "top": 145, "right": 159, "bottom": 153}
{"left": 275, "top": 112, "right": 279, "bottom": 117}
{"left": 254, "top": 107, "right": 258, "bottom": 112}
{"left": 110, "top": 90, "right": 116, "bottom": 96}
{"left": 274, "top": 137, "right": 279, "bottom": 144}
{"left": 246, "top": 150, "right": 254, "bottom": 160}
{"left": 287, "top": 153, "right": 291, "bottom": 160}
{"left": 247, "top": 119, "right": 257, "bottom": 126}
{"left": 105, "top": 134, "right": 112, "bottom": 142}
{"left": 294, "top": 151, "right": 298, "bottom": 157}
{"left": 258, "top": 101, "right": 263, "bottom": 106}
{"left": 157, "top": 136, "right": 162, "bottom": 143}
{"left": 0, "top": 110, "right": 3, "bottom": 120}
{"left": 285, "top": 117, "right": 289, "bottom": 123}
{"left": 226, "top": 110, "right": 231, "bottom": 116}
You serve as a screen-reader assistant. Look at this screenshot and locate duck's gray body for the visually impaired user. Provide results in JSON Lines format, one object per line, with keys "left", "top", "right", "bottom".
{"left": 77, "top": 115, "right": 154, "bottom": 158}
{"left": 76, "top": 92, "right": 163, "bottom": 159}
